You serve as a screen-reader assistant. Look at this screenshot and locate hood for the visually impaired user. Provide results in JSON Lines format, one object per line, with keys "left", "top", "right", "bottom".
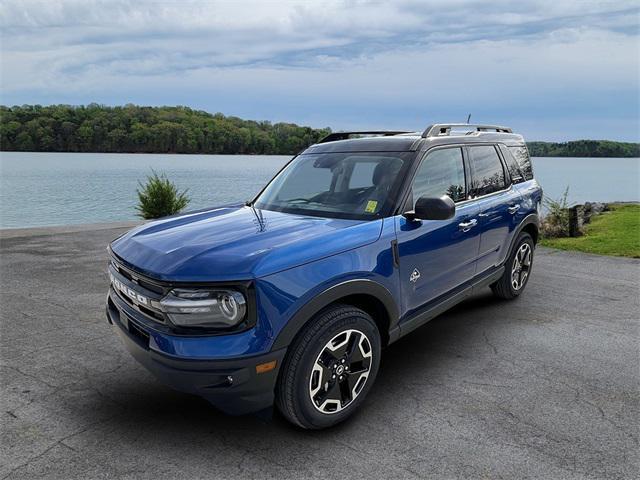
{"left": 111, "top": 204, "right": 383, "bottom": 282}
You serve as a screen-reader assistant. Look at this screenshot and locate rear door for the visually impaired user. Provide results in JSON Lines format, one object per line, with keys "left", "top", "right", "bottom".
{"left": 467, "top": 145, "right": 523, "bottom": 274}
{"left": 395, "top": 146, "right": 480, "bottom": 315}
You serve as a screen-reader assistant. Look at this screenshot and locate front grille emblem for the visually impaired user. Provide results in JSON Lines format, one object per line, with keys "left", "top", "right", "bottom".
{"left": 109, "top": 272, "right": 150, "bottom": 306}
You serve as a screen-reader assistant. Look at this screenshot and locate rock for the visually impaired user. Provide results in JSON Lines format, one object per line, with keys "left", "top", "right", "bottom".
{"left": 582, "top": 202, "right": 608, "bottom": 224}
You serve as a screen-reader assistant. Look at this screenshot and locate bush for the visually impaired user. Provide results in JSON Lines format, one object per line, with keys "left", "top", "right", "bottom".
{"left": 136, "top": 170, "right": 190, "bottom": 219}
{"left": 541, "top": 186, "right": 572, "bottom": 238}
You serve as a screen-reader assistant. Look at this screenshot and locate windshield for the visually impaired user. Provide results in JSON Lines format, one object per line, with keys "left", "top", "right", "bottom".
{"left": 254, "top": 152, "right": 412, "bottom": 219}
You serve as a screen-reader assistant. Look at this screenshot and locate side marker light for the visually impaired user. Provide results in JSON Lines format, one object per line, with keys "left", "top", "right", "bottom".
{"left": 255, "top": 360, "right": 277, "bottom": 374}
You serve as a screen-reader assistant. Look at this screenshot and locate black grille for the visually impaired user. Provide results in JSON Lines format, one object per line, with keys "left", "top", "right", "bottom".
{"left": 111, "top": 260, "right": 165, "bottom": 295}
{"left": 109, "top": 257, "right": 167, "bottom": 324}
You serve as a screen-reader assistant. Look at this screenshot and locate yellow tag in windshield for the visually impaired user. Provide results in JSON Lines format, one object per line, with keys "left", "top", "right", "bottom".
{"left": 365, "top": 200, "right": 378, "bottom": 213}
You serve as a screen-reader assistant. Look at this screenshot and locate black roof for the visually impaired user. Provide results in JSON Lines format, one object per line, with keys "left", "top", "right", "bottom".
{"left": 304, "top": 130, "right": 526, "bottom": 154}
{"left": 304, "top": 134, "right": 422, "bottom": 154}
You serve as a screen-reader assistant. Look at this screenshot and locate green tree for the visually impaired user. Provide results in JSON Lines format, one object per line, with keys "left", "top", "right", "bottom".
{"left": 136, "top": 170, "right": 190, "bottom": 219}
{"left": 0, "top": 104, "right": 332, "bottom": 155}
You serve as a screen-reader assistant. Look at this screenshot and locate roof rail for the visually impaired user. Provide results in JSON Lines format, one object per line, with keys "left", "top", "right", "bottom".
{"left": 422, "top": 123, "right": 512, "bottom": 138}
{"left": 318, "top": 131, "right": 411, "bottom": 144}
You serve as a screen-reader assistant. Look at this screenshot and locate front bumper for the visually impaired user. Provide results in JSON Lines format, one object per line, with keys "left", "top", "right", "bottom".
{"left": 107, "top": 289, "right": 286, "bottom": 415}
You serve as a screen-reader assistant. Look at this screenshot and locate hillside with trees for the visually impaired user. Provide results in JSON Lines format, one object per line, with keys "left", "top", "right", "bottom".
{"left": 527, "top": 140, "right": 639, "bottom": 158}
{"left": 1, "top": 105, "right": 638, "bottom": 157}
{"left": 0, "top": 104, "right": 330, "bottom": 155}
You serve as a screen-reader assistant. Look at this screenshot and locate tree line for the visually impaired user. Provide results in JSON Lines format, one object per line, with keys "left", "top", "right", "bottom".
{"left": 527, "top": 140, "right": 639, "bottom": 158}
{"left": 1, "top": 104, "right": 638, "bottom": 157}
{"left": 0, "top": 104, "right": 331, "bottom": 155}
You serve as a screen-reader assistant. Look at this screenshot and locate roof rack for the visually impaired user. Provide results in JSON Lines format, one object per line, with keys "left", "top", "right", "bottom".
{"left": 318, "top": 131, "right": 411, "bottom": 143}
{"left": 422, "top": 123, "right": 512, "bottom": 138}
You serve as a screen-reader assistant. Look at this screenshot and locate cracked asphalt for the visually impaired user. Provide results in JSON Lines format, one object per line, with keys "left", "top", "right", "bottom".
{"left": 1, "top": 224, "right": 638, "bottom": 479}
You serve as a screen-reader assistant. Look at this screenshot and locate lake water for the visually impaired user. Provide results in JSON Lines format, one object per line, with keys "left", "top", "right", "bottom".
{"left": 1, "top": 152, "right": 638, "bottom": 229}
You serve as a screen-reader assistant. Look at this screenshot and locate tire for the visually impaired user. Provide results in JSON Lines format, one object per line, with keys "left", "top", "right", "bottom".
{"left": 491, "top": 232, "right": 535, "bottom": 300}
{"left": 275, "top": 304, "right": 381, "bottom": 429}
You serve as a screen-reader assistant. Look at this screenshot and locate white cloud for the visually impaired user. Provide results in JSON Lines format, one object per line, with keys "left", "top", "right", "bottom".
{"left": 0, "top": 0, "right": 638, "bottom": 139}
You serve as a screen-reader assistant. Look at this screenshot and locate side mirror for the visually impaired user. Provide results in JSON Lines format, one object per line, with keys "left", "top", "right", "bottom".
{"left": 404, "top": 195, "right": 455, "bottom": 221}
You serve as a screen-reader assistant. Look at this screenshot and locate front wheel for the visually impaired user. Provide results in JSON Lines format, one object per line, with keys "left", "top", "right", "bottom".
{"left": 275, "top": 304, "right": 381, "bottom": 429}
{"left": 491, "top": 232, "right": 535, "bottom": 299}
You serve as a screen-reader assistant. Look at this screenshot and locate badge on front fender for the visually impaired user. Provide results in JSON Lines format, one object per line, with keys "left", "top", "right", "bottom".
{"left": 410, "top": 268, "right": 421, "bottom": 283}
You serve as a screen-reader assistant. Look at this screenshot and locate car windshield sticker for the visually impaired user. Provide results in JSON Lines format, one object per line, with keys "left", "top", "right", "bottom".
{"left": 365, "top": 200, "right": 378, "bottom": 213}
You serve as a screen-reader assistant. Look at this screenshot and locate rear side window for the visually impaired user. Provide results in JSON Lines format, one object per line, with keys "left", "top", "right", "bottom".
{"left": 498, "top": 145, "right": 525, "bottom": 183}
{"left": 507, "top": 145, "right": 534, "bottom": 181}
{"left": 468, "top": 145, "right": 506, "bottom": 196}
{"left": 410, "top": 147, "right": 466, "bottom": 202}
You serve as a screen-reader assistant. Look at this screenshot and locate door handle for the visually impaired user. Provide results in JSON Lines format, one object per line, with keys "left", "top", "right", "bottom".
{"left": 458, "top": 219, "right": 477, "bottom": 232}
{"left": 508, "top": 204, "right": 520, "bottom": 214}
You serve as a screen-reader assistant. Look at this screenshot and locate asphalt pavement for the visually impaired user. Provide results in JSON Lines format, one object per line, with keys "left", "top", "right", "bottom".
{"left": 1, "top": 224, "right": 638, "bottom": 479}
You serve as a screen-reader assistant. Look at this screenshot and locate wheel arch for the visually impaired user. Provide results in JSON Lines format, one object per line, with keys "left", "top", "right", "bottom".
{"left": 503, "top": 213, "right": 539, "bottom": 266}
{"left": 270, "top": 279, "right": 399, "bottom": 351}
{"left": 520, "top": 220, "right": 539, "bottom": 244}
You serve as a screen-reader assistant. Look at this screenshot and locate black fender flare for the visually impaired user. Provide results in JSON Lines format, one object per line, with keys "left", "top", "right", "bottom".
{"left": 270, "top": 279, "right": 400, "bottom": 351}
{"left": 503, "top": 213, "right": 539, "bottom": 265}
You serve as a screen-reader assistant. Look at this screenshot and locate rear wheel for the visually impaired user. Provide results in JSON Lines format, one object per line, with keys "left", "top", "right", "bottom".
{"left": 491, "top": 232, "right": 534, "bottom": 299}
{"left": 275, "top": 304, "right": 381, "bottom": 429}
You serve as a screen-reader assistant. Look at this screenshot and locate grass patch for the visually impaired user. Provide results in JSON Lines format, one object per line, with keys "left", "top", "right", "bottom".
{"left": 541, "top": 204, "right": 640, "bottom": 258}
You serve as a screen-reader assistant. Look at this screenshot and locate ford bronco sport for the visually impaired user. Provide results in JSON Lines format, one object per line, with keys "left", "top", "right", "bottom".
{"left": 106, "top": 123, "right": 542, "bottom": 429}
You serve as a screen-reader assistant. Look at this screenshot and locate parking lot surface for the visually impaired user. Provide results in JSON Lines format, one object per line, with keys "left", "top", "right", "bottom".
{"left": 1, "top": 225, "right": 638, "bottom": 479}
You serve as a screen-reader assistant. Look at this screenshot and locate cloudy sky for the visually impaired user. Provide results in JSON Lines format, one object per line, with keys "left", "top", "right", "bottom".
{"left": 1, "top": 0, "right": 638, "bottom": 141}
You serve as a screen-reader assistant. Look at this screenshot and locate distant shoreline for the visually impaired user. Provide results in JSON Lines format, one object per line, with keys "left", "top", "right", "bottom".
{"left": 1, "top": 150, "right": 639, "bottom": 159}
{"left": 2, "top": 104, "right": 639, "bottom": 158}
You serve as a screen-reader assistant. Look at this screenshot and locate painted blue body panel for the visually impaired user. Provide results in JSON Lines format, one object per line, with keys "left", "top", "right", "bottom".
{"left": 394, "top": 201, "right": 481, "bottom": 316}
{"left": 111, "top": 204, "right": 382, "bottom": 282}
{"left": 474, "top": 187, "right": 524, "bottom": 273}
{"left": 255, "top": 218, "right": 399, "bottom": 342}
{"left": 514, "top": 179, "right": 544, "bottom": 215}
{"left": 149, "top": 325, "right": 265, "bottom": 360}
{"left": 116, "top": 296, "right": 272, "bottom": 360}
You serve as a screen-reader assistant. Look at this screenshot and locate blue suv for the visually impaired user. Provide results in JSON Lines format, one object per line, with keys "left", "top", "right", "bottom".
{"left": 106, "top": 123, "right": 542, "bottom": 429}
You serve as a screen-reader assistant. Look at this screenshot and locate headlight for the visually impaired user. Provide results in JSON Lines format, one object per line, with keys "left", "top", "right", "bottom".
{"left": 159, "top": 289, "right": 247, "bottom": 328}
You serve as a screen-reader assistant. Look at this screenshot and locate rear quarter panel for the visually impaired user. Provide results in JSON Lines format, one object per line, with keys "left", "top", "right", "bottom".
{"left": 511, "top": 178, "right": 543, "bottom": 254}
{"left": 515, "top": 179, "right": 543, "bottom": 215}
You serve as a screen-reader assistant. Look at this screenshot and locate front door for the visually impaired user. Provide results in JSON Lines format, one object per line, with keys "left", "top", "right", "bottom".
{"left": 395, "top": 146, "right": 480, "bottom": 316}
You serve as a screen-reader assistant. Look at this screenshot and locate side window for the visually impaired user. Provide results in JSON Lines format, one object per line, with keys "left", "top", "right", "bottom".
{"left": 498, "top": 144, "right": 525, "bottom": 183}
{"left": 508, "top": 145, "right": 534, "bottom": 181}
{"left": 469, "top": 145, "right": 506, "bottom": 197}
{"left": 410, "top": 147, "right": 466, "bottom": 203}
